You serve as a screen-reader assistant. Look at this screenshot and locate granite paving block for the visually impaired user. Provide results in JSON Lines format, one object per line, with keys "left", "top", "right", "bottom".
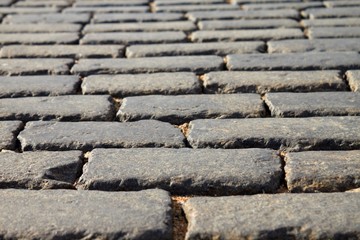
{"left": 234, "top": 0, "right": 300, "bottom": 2}
{"left": 190, "top": 29, "right": 304, "bottom": 42}
{"left": 63, "top": 6, "right": 149, "bottom": 13}
{"left": 186, "top": 9, "right": 300, "bottom": 21}
{"left": 0, "top": 0, "right": 14, "bottom": 6}
{"left": 71, "top": 56, "right": 224, "bottom": 75}
{"left": 74, "top": 0, "right": 148, "bottom": 7}
{"left": 242, "top": 2, "right": 324, "bottom": 10}
{"left": 187, "top": 117, "right": 360, "bottom": 150}
{"left": 347, "top": 70, "right": 360, "bottom": 92}
{"left": 0, "top": 58, "right": 73, "bottom": 75}
{"left": 154, "top": 0, "right": 225, "bottom": 5}
{"left": 285, "top": 151, "right": 360, "bottom": 192}
{"left": 14, "top": 0, "right": 70, "bottom": 7}
{"left": 0, "top": 95, "right": 115, "bottom": 121}
{"left": 0, "top": 7, "right": 60, "bottom": 14}
{"left": 226, "top": 52, "right": 360, "bottom": 71}
{"left": 18, "top": 120, "right": 185, "bottom": 151}
{"left": 0, "top": 24, "right": 81, "bottom": 33}
{"left": 125, "top": 41, "right": 265, "bottom": 57}
{"left": 82, "top": 72, "right": 201, "bottom": 97}
{"left": 301, "top": 18, "right": 360, "bottom": 27}
{"left": 0, "top": 189, "right": 172, "bottom": 240}
{"left": 118, "top": 94, "right": 265, "bottom": 124}
{"left": 155, "top": 4, "right": 239, "bottom": 12}
{"left": 78, "top": 148, "right": 282, "bottom": 195}
{"left": 0, "top": 45, "right": 124, "bottom": 58}
{"left": 0, "top": 151, "right": 82, "bottom": 189}
{"left": 324, "top": 0, "right": 360, "bottom": 8}
{"left": 0, "top": 75, "right": 79, "bottom": 98}
{"left": 183, "top": 193, "right": 360, "bottom": 240}
{"left": 265, "top": 92, "right": 360, "bottom": 117}
{"left": 80, "top": 31, "right": 186, "bottom": 44}
{"left": 0, "top": 121, "right": 23, "bottom": 150}
{"left": 2, "top": 13, "right": 91, "bottom": 24}
{"left": 0, "top": 33, "right": 79, "bottom": 45}
{"left": 306, "top": 26, "right": 360, "bottom": 39}
{"left": 83, "top": 21, "right": 196, "bottom": 33}
{"left": 198, "top": 19, "right": 299, "bottom": 30}
{"left": 302, "top": 7, "right": 360, "bottom": 19}
{"left": 268, "top": 38, "right": 360, "bottom": 53}
{"left": 92, "top": 12, "right": 184, "bottom": 23}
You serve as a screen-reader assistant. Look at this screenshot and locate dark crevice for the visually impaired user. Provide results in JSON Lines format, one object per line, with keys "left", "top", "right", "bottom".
{"left": 13, "top": 121, "right": 25, "bottom": 153}
{"left": 340, "top": 69, "right": 352, "bottom": 91}
{"left": 197, "top": 74, "right": 205, "bottom": 94}
{"left": 73, "top": 151, "right": 89, "bottom": 189}
{"left": 176, "top": 122, "right": 192, "bottom": 148}
{"left": 172, "top": 196, "right": 189, "bottom": 240}
{"left": 261, "top": 96, "right": 272, "bottom": 118}
{"left": 277, "top": 151, "right": 289, "bottom": 193}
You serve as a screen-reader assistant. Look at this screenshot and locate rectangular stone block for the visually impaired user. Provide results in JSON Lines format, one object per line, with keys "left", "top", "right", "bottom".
{"left": 92, "top": 12, "right": 184, "bottom": 23}
{"left": 187, "top": 117, "right": 360, "bottom": 151}
{"left": 0, "top": 59, "right": 73, "bottom": 75}
{"left": 302, "top": 7, "right": 360, "bottom": 19}
{"left": 0, "top": 7, "right": 60, "bottom": 14}
{"left": 306, "top": 26, "right": 360, "bottom": 39}
{"left": 0, "top": 0, "right": 14, "bottom": 6}
{"left": 0, "top": 33, "right": 79, "bottom": 45}
{"left": 285, "top": 150, "right": 360, "bottom": 192}
{"left": 125, "top": 41, "right": 265, "bottom": 57}
{"left": 0, "top": 189, "right": 172, "bottom": 240}
{"left": 14, "top": 0, "right": 70, "bottom": 7}
{"left": 324, "top": 0, "right": 360, "bottom": 8}
{"left": 71, "top": 56, "right": 224, "bottom": 75}
{"left": 83, "top": 21, "right": 196, "bottom": 33}
{"left": 242, "top": 2, "right": 324, "bottom": 10}
{"left": 74, "top": 0, "right": 148, "bottom": 7}
{"left": 264, "top": 92, "right": 360, "bottom": 117}
{"left": 190, "top": 29, "right": 304, "bottom": 42}
{"left": 154, "top": 0, "right": 225, "bottom": 5}
{"left": 63, "top": 6, "right": 149, "bottom": 13}
{"left": 2, "top": 13, "right": 91, "bottom": 24}
{"left": 0, "top": 24, "right": 81, "bottom": 33}
{"left": 301, "top": 18, "right": 360, "bottom": 27}
{"left": 198, "top": 19, "right": 299, "bottom": 30}
{"left": 226, "top": 52, "right": 360, "bottom": 71}
{"left": 203, "top": 71, "right": 346, "bottom": 94}
{"left": 0, "top": 151, "right": 82, "bottom": 189}
{"left": 82, "top": 72, "right": 201, "bottom": 97}
{"left": 18, "top": 120, "right": 185, "bottom": 151}
{"left": 0, "top": 75, "right": 79, "bottom": 98}
{"left": 80, "top": 31, "right": 186, "bottom": 44}
{"left": 0, "top": 121, "right": 23, "bottom": 150}
{"left": 268, "top": 38, "right": 360, "bottom": 53}
{"left": 183, "top": 193, "right": 360, "bottom": 240}
{"left": 347, "top": 70, "right": 360, "bottom": 92}
{"left": 155, "top": 4, "right": 239, "bottom": 12}
{"left": 0, "top": 45, "right": 124, "bottom": 58}
{"left": 78, "top": 148, "right": 282, "bottom": 195}
{"left": 0, "top": 95, "right": 115, "bottom": 121}
{"left": 118, "top": 94, "right": 265, "bottom": 124}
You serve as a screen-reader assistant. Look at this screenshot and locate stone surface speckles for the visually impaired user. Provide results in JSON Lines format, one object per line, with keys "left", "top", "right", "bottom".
{"left": 0, "top": 121, "right": 23, "bottom": 150}
{"left": 2, "top": 13, "right": 91, "bottom": 24}
{"left": 347, "top": 70, "right": 360, "bottom": 92}
{"left": 0, "top": 33, "right": 79, "bottom": 45}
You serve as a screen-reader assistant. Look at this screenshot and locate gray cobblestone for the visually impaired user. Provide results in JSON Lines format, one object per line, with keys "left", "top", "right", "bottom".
{"left": 63, "top": 6, "right": 149, "bottom": 13}
{"left": 18, "top": 120, "right": 185, "bottom": 151}
{"left": 187, "top": 117, "right": 360, "bottom": 150}
{"left": 0, "top": 33, "right": 79, "bottom": 45}
{"left": 155, "top": 0, "right": 225, "bottom": 5}
{"left": 78, "top": 148, "right": 281, "bottom": 195}
{"left": 0, "top": 151, "right": 82, "bottom": 189}
{"left": 92, "top": 12, "right": 184, "bottom": 23}
{"left": 0, "top": 189, "right": 172, "bottom": 240}
{"left": 302, "top": 7, "right": 360, "bottom": 19}
{"left": 0, "top": 7, "right": 60, "bottom": 14}
{"left": 0, "top": 121, "right": 23, "bottom": 150}
{"left": 198, "top": 19, "right": 299, "bottom": 30}
{"left": 285, "top": 150, "right": 360, "bottom": 192}
{"left": 2, "top": 13, "right": 91, "bottom": 24}
{"left": 82, "top": 72, "right": 201, "bottom": 97}
{"left": 74, "top": 0, "right": 148, "bottom": 7}
{"left": 301, "top": 18, "right": 360, "bottom": 27}
{"left": 242, "top": 2, "right": 324, "bottom": 10}
{"left": 306, "top": 27, "right": 360, "bottom": 39}
{"left": 347, "top": 70, "right": 360, "bottom": 92}
{"left": 0, "top": 24, "right": 81, "bottom": 33}
{"left": 14, "top": 0, "right": 71, "bottom": 7}
{"left": 0, "top": 0, "right": 14, "bottom": 6}
{"left": 71, "top": 56, "right": 224, "bottom": 75}
{"left": 183, "top": 193, "right": 360, "bottom": 240}
{"left": 324, "top": 0, "right": 360, "bottom": 8}
{"left": 155, "top": 4, "right": 239, "bottom": 12}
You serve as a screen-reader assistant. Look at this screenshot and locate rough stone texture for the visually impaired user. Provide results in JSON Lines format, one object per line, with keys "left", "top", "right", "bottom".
{"left": 80, "top": 31, "right": 186, "bottom": 44}
{"left": 307, "top": 27, "right": 360, "bottom": 39}
{"left": 204, "top": 70, "right": 346, "bottom": 94}
{"left": 63, "top": 6, "right": 150, "bottom": 13}
{"left": 83, "top": 21, "right": 196, "bottom": 33}
{"left": 2, "top": 13, "right": 91, "bottom": 24}
{"left": 82, "top": 72, "right": 201, "bottom": 97}
{"left": 264, "top": 92, "right": 360, "bottom": 117}
{"left": 190, "top": 29, "right": 304, "bottom": 42}
{"left": 285, "top": 151, "right": 360, "bottom": 192}
{"left": 0, "top": 151, "right": 82, "bottom": 189}
{"left": 0, "top": 95, "right": 115, "bottom": 121}
{"left": 78, "top": 148, "right": 282, "bottom": 195}
{"left": 0, "top": 189, "right": 172, "bottom": 240}
{"left": 226, "top": 52, "right": 360, "bottom": 71}
{"left": 0, "top": 58, "right": 73, "bottom": 75}
{"left": 301, "top": 18, "right": 360, "bottom": 27}
{"left": 18, "top": 120, "right": 185, "bottom": 151}
{"left": 0, "top": 33, "right": 79, "bottom": 45}
{"left": 0, "top": 75, "right": 79, "bottom": 98}
{"left": 324, "top": 0, "right": 360, "bottom": 8}
{"left": 183, "top": 193, "right": 360, "bottom": 240}
{"left": 126, "top": 41, "right": 265, "bottom": 57}
{"left": 74, "top": 0, "right": 148, "bottom": 7}
{"left": 14, "top": 0, "right": 71, "bottom": 7}
{"left": 155, "top": 0, "right": 225, "bottom": 5}
{"left": 0, "top": 45, "right": 124, "bottom": 58}
{"left": 302, "top": 7, "right": 360, "bottom": 19}
{"left": 186, "top": 9, "right": 300, "bottom": 21}
{"left": 71, "top": 56, "right": 224, "bottom": 75}
{"left": 187, "top": 117, "right": 360, "bottom": 151}
{"left": 92, "top": 12, "right": 184, "bottom": 23}
{"left": 0, "top": 121, "right": 23, "bottom": 150}
{"left": 118, "top": 94, "right": 265, "bottom": 124}
{"left": 0, "top": 7, "right": 60, "bottom": 14}
{"left": 268, "top": 38, "right": 360, "bottom": 53}
{"left": 242, "top": 2, "right": 324, "bottom": 10}
{"left": 0, "top": 0, "right": 13, "bottom": 6}
{"left": 198, "top": 19, "right": 299, "bottom": 30}
{"left": 155, "top": 4, "right": 239, "bottom": 12}
{"left": 347, "top": 70, "right": 360, "bottom": 92}
{"left": 0, "top": 24, "right": 81, "bottom": 33}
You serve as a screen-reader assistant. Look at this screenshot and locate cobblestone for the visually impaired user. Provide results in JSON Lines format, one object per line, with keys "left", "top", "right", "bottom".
{"left": 74, "top": 0, "right": 148, "bottom": 7}
{"left": 307, "top": 27, "right": 360, "bottom": 39}
{"left": 78, "top": 148, "right": 282, "bottom": 195}
{"left": 242, "top": 1, "right": 324, "bottom": 10}
{"left": 155, "top": 4, "right": 239, "bottom": 12}
{"left": 0, "top": 24, "right": 81, "bottom": 33}
{"left": 0, "top": 7, "right": 59, "bottom": 14}
{"left": 0, "top": 121, "right": 23, "bottom": 150}
{"left": 2, "top": 13, "right": 91, "bottom": 24}
{"left": 63, "top": 6, "right": 150, "bottom": 13}
{"left": 0, "top": 33, "right": 79, "bottom": 45}
{"left": 347, "top": 70, "right": 360, "bottom": 92}
{"left": 302, "top": 7, "right": 360, "bottom": 19}
{"left": 198, "top": 19, "right": 299, "bottom": 30}
{"left": 301, "top": 18, "right": 360, "bottom": 27}
{"left": 92, "top": 12, "right": 184, "bottom": 23}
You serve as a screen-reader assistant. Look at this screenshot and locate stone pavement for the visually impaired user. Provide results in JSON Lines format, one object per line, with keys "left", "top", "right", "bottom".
{"left": 0, "top": 0, "right": 359, "bottom": 239}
